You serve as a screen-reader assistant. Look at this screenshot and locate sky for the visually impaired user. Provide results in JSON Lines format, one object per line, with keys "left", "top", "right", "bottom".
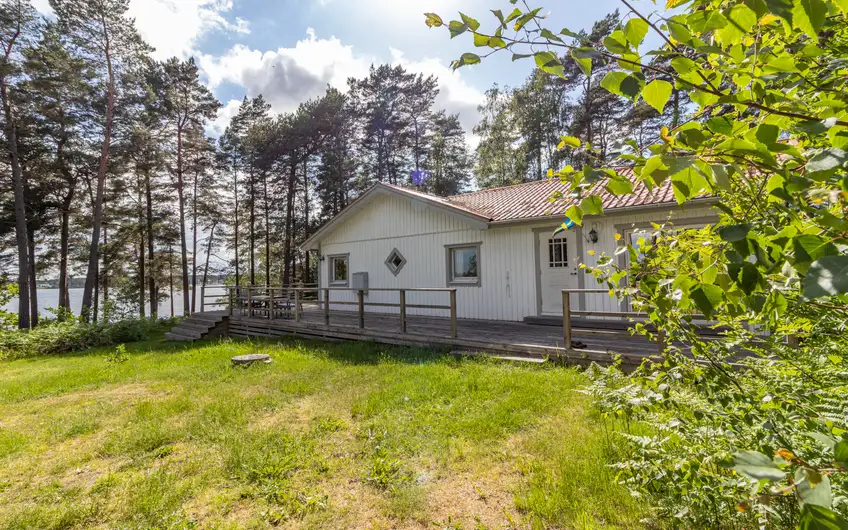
{"left": 32, "top": 0, "right": 665, "bottom": 142}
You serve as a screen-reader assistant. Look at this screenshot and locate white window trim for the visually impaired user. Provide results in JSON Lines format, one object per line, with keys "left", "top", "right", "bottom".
{"left": 328, "top": 253, "right": 349, "bottom": 287}
{"left": 445, "top": 243, "right": 482, "bottom": 287}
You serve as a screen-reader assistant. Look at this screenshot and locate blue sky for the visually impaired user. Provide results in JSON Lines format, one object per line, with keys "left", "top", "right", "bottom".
{"left": 32, "top": 0, "right": 667, "bottom": 139}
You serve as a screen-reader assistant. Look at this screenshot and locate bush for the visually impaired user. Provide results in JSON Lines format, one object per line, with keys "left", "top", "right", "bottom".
{"left": 0, "top": 317, "right": 179, "bottom": 360}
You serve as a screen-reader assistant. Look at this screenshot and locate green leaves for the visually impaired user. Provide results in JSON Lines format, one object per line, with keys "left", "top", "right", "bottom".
{"left": 565, "top": 204, "right": 583, "bottom": 226}
{"left": 623, "top": 18, "right": 649, "bottom": 48}
{"left": 642, "top": 80, "right": 673, "bottom": 114}
{"left": 451, "top": 53, "right": 481, "bottom": 70}
{"left": 557, "top": 136, "right": 581, "bottom": 149}
{"left": 795, "top": 468, "right": 832, "bottom": 508}
{"left": 534, "top": 51, "right": 566, "bottom": 79}
{"left": 729, "top": 451, "right": 786, "bottom": 481}
{"left": 571, "top": 48, "right": 599, "bottom": 77}
{"left": 802, "top": 256, "right": 848, "bottom": 299}
{"left": 835, "top": 440, "right": 848, "bottom": 468}
{"left": 792, "top": 0, "right": 827, "bottom": 38}
{"left": 799, "top": 504, "right": 848, "bottom": 530}
{"left": 691, "top": 284, "right": 724, "bottom": 318}
{"left": 600, "top": 71, "right": 643, "bottom": 101}
{"left": 580, "top": 195, "right": 603, "bottom": 216}
{"left": 806, "top": 149, "right": 847, "bottom": 180}
{"left": 424, "top": 13, "right": 443, "bottom": 28}
{"left": 718, "top": 224, "right": 751, "bottom": 242}
{"left": 606, "top": 175, "right": 634, "bottom": 195}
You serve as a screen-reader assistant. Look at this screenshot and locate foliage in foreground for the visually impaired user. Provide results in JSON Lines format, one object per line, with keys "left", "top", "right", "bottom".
{"left": 428, "top": 0, "right": 848, "bottom": 527}
{"left": 0, "top": 316, "right": 177, "bottom": 360}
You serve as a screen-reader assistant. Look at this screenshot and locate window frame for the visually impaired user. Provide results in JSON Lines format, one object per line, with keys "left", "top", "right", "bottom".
{"left": 384, "top": 248, "right": 407, "bottom": 276}
{"left": 327, "top": 253, "right": 350, "bottom": 287}
{"left": 548, "top": 236, "right": 569, "bottom": 268}
{"left": 445, "top": 242, "right": 482, "bottom": 287}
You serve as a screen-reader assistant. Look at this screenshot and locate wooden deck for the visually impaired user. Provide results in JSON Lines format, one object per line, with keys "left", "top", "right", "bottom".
{"left": 225, "top": 304, "right": 662, "bottom": 367}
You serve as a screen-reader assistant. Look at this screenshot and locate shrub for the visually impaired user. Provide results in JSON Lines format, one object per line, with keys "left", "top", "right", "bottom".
{"left": 0, "top": 317, "right": 179, "bottom": 360}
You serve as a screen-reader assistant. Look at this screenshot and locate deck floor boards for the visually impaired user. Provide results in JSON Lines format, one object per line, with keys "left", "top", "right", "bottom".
{"left": 225, "top": 305, "right": 663, "bottom": 366}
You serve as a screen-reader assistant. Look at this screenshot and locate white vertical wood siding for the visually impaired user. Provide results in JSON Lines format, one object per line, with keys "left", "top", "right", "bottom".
{"left": 318, "top": 192, "right": 715, "bottom": 321}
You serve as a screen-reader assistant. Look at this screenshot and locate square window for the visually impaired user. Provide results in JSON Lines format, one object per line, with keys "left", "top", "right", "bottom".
{"left": 329, "top": 255, "right": 349, "bottom": 285}
{"left": 548, "top": 237, "right": 568, "bottom": 268}
{"left": 385, "top": 248, "right": 407, "bottom": 276}
{"left": 446, "top": 244, "right": 481, "bottom": 286}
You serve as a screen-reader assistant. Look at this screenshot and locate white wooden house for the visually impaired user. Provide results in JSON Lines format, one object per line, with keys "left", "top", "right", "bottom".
{"left": 301, "top": 174, "right": 716, "bottom": 323}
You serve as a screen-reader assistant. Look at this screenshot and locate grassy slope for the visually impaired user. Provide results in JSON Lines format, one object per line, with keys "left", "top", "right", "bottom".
{"left": 0, "top": 335, "right": 642, "bottom": 529}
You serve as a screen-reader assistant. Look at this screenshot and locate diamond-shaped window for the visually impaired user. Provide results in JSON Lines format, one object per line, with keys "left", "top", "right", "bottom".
{"left": 385, "top": 248, "right": 407, "bottom": 276}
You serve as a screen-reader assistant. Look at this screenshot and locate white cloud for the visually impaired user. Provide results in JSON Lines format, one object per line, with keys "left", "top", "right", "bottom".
{"left": 388, "top": 48, "right": 484, "bottom": 144}
{"left": 31, "top": 0, "right": 248, "bottom": 60}
{"left": 199, "top": 28, "right": 372, "bottom": 114}
{"left": 206, "top": 99, "right": 243, "bottom": 138}
{"left": 199, "top": 30, "right": 484, "bottom": 141}
{"left": 128, "top": 0, "right": 249, "bottom": 60}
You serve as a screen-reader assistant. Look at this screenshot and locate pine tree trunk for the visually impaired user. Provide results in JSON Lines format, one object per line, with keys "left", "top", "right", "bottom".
{"left": 58, "top": 186, "right": 73, "bottom": 315}
{"left": 145, "top": 169, "right": 157, "bottom": 318}
{"left": 263, "top": 171, "right": 270, "bottom": 287}
{"left": 233, "top": 162, "right": 240, "bottom": 288}
{"left": 0, "top": 73, "right": 31, "bottom": 329}
{"left": 202, "top": 220, "right": 217, "bottom": 308}
{"left": 282, "top": 160, "right": 297, "bottom": 286}
{"left": 191, "top": 168, "right": 198, "bottom": 312}
{"left": 302, "top": 160, "right": 310, "bottom": 284}
{"left": 102, "top": 224, "right": 109, "bottom": 319}
{"left": 137, "top": 174, "right": 146, "bottom": 318}
{"left": 176, "top": 126, "right": 190, "bottom": 316}
{"left": 27, "top": 229, "right": 38, "bottom": 327}
{"left": 81, "top": 36, "right": 115, "bottom": 321}
{"left": 249, "top": 167, "right": 256, "bottom": 286}
{"left": 168, "top": 243, "right": 174, "bottom": 318}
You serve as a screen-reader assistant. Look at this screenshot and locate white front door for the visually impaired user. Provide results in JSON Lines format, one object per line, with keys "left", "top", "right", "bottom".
{"left": 539, "top": 231, "right": 580, "bottom": 315}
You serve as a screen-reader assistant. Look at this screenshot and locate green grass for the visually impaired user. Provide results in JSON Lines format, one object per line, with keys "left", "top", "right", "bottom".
{"left": 0, "top": 333, "right": 643, "bottom": 529}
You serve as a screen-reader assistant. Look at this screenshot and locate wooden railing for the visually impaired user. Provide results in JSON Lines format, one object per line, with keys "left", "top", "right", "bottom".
{"left": 561, "top": 288, "right": 709, "bottom": 354}
{"left": 227, "top": 286, "right": 459, "bottom": 338}
{"left": 205, "top": 284, "right": 318, "bottom": 313}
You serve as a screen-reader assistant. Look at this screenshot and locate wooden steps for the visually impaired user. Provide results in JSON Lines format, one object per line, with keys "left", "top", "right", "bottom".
{"left": 165, "top": 312, "right": 229, "bottom": 342}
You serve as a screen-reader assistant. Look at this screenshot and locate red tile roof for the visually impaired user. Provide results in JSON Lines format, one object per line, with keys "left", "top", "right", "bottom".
{"left": 440, "top": 168, "right": 680, "bottom": 222}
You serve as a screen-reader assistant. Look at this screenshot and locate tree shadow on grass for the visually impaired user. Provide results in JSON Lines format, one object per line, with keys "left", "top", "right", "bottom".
{"left": 223, "top": 334, "right": 451, "bottom": 366}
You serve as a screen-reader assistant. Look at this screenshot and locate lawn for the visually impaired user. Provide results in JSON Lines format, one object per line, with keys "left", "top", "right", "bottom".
{"left": 0, "top": 334, "right": 642, "bottom": 529}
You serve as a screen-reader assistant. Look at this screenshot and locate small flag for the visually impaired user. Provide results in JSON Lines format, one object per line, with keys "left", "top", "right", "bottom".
{"left": 411, "top": 169, "right": 431, "bottom": 186}
{"left": 552, "top": 218, "right": 575, "bottom": 236}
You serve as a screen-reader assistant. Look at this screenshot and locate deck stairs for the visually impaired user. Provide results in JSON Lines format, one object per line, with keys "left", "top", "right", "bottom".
{"left": 165, "top": 312, "right": 229, "bottom": 342}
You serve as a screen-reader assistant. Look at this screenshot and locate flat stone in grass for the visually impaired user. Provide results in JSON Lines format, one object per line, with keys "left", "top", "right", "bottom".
{"left": 231, "top": 354, "right": 273, "bottom": 367}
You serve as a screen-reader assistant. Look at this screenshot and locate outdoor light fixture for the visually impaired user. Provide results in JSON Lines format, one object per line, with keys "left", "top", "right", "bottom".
{"left": 588, "top": 229, "right": 599, "bottom": 244}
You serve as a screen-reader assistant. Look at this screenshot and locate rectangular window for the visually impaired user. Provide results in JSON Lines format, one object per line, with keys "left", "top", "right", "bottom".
{"left": 329, "top": 255, "right": 349, "bottom": 286}
{"left": 548, "top": 237, "right": 568, "bottom": 267}
{"left": 446, "top": 243, "right": 481, "bottom": 286}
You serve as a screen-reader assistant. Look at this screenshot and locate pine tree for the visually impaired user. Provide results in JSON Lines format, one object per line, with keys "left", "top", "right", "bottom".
{"left": 51, "top": 0, "right": 151, "bottom": 320}
{"left": 0, "top": 0, "right": 37, "bottom": 328}
{"left": 160, "top": 57, "right": 220, "bottom": 315}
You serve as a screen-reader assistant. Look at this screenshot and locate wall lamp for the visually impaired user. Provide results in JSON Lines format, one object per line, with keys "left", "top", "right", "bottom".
{"left": 588, "top": 229, "right": 599, "bottom": 244}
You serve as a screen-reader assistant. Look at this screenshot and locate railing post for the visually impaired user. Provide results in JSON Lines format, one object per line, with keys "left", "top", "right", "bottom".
{"left": 268, "top": 288, "right": 274, "bottom": 320}
{"left": 562, "top": 290, "right": 572, "bottom": 351}
{"left": 450, "top": 289, "right": 458, "bottom": 339}
{"left": 324, "top": 288, "right": 330, "bottom": 326}
{"left": 201, "top": 285, "right": 205, "bottom": 313}
{"left": 247, "top": 287, "right": 253, "bottom": 318}
{"left": 358, "top": 289, "right": 365, "bottom": 329}
{"left": 399, "top": 289, "right": 407, "bottom": 333}
{"left": 295, "top": 289, "right": 301, "bottom": 322}
{"left": 228, "top": 287, "right": 233, "bottom": 316}
{"left": 657, "top": 328, "right": 666, "bottom": 354}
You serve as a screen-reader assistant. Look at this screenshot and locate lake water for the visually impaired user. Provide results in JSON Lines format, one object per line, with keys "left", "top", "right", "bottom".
{"left": 2, "top": 287, "right": 229, "bottom": 318}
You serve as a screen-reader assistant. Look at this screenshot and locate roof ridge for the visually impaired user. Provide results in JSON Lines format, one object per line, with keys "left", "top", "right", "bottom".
{"left": 448, "top": 166, "right": 636, "bottom": 199}
{"left": 449, "top": 178, "right": 557, "bottom": 198}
